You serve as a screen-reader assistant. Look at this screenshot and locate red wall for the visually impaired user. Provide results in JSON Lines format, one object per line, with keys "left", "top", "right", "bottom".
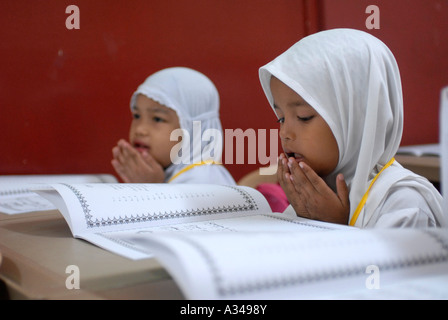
{"left": 320, "top": 0, "right": 448, "bottom": 146}
{"left": 1, "top": 0, "right": 313, "bottom": 181}
{"left": 1, "top": 1, "right": 446, "bottom": 182}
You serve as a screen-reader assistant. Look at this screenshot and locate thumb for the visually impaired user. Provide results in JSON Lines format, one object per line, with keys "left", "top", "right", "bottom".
{"left": 336, "top": 173, "right": 350, "bottom": 208}
{"left": 141, "top": 150, "right": 153, "bottom": 163}
{"left": 142, "top": 151, "right": 162, "bottom": 168}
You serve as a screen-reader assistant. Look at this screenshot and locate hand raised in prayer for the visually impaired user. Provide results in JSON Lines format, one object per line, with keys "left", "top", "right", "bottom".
{"left": 277, "top": 153, "right": 350, "bottom": 225}
{"left": 111, "top": 139, "right": 165, "bottom": 183}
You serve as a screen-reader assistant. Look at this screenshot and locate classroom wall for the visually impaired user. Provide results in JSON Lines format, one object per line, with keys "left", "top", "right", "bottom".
{"left": 320, "top": 0, "right": 448, "bottom": 146}
{"left": 1, "top": 0, "right": 315, "bottom": 181}
{"left": 1, "top": 1, "right": 446, "bottom": 182}
{"left": 0, "top": 0, "right": 322, "bottom": 179}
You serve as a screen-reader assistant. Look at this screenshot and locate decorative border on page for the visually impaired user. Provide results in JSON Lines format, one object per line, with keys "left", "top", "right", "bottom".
{"left": 64, "top": 184, "right": 259, "bottom": 229}
{"left": 265, "top": 214, "right": 336, "bottom": 231}
{"left": 0, "top": 188, "right": 32, "bottom": 196}
{"left": 96, "top": 213, "right": 333, "bottom": 258}
{"left": 187, "top": 229, "right": 448, "bottom": 299}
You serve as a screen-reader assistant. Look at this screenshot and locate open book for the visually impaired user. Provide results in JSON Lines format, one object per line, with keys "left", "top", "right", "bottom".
{"left": 31, "top": 183, "right": 350, "bottom": 260}
{"left": 396, "top": 143, "right": 440, "bottom": 157}
{"left": 125, "top": 228, "right": 448, "bottom": 299}
{"left": 0, "top": 174, "right": 117, "bottom": 214}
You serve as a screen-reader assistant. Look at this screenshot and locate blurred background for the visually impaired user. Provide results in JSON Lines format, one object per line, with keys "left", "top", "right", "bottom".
{"left": 1, "top": 0, "right": 447, "bottom": 182}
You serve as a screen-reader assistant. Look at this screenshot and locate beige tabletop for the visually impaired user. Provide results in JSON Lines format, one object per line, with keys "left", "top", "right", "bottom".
{"left": 0, "top": 210, "right": 184, "bottom": 300}
{"left": 395, "top": 155, "right": 440, "bottom": 183}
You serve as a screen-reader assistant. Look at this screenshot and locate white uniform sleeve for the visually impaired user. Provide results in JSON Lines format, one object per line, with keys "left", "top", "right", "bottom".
{"left": 366, "top": 186, "right": 438, "bottom": 228}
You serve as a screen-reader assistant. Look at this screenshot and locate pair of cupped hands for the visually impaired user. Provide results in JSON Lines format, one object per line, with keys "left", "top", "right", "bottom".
{"left": 277, "top": 153, "right": 350, "bottom": 225}
{"left": 111, "top": 139, "right": 165, "bottom": 183}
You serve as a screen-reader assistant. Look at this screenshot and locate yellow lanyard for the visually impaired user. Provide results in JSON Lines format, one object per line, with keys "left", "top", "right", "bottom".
{"left": 168, "top": 160, "right": 220, "bottom": 183}
{"left": 349, "top": 157, "right": 395, "bottom": 226}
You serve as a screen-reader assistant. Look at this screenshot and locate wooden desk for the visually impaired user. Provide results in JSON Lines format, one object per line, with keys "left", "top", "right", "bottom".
{"left": 395, "top": 155, "right": 440, "bottom": 183}
{"left": 0, "top": 210, "right": 184, "bottom": 300}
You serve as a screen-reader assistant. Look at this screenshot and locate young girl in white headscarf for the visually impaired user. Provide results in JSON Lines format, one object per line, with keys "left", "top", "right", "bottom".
{"left": 112, "top": 67, "right": 236, "bottom": 185}
{"left": 259, "top": 28, "right": 446, "bottom": 228}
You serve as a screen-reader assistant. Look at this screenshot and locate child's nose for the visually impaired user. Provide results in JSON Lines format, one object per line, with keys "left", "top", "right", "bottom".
{"left": 134, "top": 123, "right": 150, "bottom": 136}
{"left": 279, "top": 120, "right": 295, "bottom": 141}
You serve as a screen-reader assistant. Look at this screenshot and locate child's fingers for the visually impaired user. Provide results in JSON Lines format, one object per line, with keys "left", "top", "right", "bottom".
{"left": 113, "top": 140, "right": 131, "bottom": 161}
{"left": 118, "top": 140, "right": 137, "bottom": 159}
{"left": 111, "top": 158, "right": 121, "bottom": 174}
{"left": 276, "top": 154, "right": 287, "bottom": 184}
{"left": 336, "top": 173, "right": 350, "bottom": 208}
{"left": 118, "top": 140, "right": 145, "bottom": 168}
{"left": 112, "top": 145, "right": 126, "bottom": 164}
{"left": 111, "top": 159, "right": 131, "bottom": 183}
{"left": 278, "top": 156, "right": 300, "bottom": 200}
{"left": 142, "top": 151, "right": 163, "bottom": 171}
{"left": 294, "top": 161, "right": 326, "bottom": 194}
{"left": 277, "top": 154, "right": 291, "bottom": 187}
{"left": 287, "top": 158, "right": 312, "bottom": 199}
{"left": 112, "top": 145, "right": 119, "bottom": 158}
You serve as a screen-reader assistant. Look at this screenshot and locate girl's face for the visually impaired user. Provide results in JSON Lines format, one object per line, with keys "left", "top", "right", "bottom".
{"left": 129, "top": 94, "right": 181, "bottom": 168}
{"left": 270, "top": 76, "right": 339, "bottom": 177}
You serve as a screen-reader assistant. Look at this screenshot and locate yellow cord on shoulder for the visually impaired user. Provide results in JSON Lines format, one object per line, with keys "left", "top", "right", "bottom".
{"left": 168, "top": 160, "right": 221, "bottom": 183}
{"left": 349, "top": 157, "right": 395, "bottom": 226}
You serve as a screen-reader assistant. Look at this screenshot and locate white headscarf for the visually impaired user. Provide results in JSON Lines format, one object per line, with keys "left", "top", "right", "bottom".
{"left": 259, "top": 29, "right": 445, "bottom": 227}
{"left": 130, "top": 67, "right": 224, "bottom": 182}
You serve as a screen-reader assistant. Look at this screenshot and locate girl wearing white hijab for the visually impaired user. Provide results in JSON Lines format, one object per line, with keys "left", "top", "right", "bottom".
{"left": 112, "top": 67, "right": 235, "bottom": 185}
{"left": 259, "top": 29, "right": 446, "bottom": 228}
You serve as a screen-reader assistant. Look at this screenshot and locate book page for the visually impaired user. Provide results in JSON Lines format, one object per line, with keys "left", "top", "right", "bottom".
{"left": 0, "top": 191, "right": 57, "bottom": 214}
{"left": 33, "top": 183, "right": 351, "bottom": 260}
{"left": 0, "top": 174, "right": 117, "bottom": 214}
{"left": 328, "top": 273, "right": 448, "bottom": 300}
{"left": 397, "top": 143, "right": 440, "bottom": 157}
{"left": 32, "top": 183, "right": 273, "bottom": 235}
{"left": 127, "top": 228, "right": 448, "bottom": 299}
{"left": 86, "top": 213, "right": 350, "bottom": 260}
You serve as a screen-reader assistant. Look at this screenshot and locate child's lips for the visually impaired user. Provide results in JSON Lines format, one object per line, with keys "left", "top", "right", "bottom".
{"left": 133, "top": 141, "right": 150, "bottom": 154}
{"left": 284, "top": 150, "right": 305, "bottom": 163}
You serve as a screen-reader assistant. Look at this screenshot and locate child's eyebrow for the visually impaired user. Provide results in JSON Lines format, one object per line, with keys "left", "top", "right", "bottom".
{"left": 131, "top": 105, "right": 171, "bottom": 114}
{"left": 290, "top": 101, "right": 309, "bottom": 107}
{"left": 149, "top": 106, "right": 171, "bottom": 114}
{"left": 273, "top": 102, "right": 309, "bottom": 109}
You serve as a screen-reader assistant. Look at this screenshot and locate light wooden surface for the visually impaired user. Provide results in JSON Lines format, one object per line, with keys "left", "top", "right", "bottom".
{"left": 395, "top": 155, "right": 440, "bottom": 183}
{"left": 0, "top": 210, "right": 184, "bottom": 300}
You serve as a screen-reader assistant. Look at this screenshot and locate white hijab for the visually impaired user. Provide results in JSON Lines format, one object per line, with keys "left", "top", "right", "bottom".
{"left": 130, "top": 67, "right": 223, "bottom": 182}
{"left": 259, "top": 29, "right": 446, "bottom": 227}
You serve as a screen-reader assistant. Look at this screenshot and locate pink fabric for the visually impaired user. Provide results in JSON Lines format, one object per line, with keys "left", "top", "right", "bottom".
{"left": 256, "top": 183, "right": 289, "bottom": 213}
